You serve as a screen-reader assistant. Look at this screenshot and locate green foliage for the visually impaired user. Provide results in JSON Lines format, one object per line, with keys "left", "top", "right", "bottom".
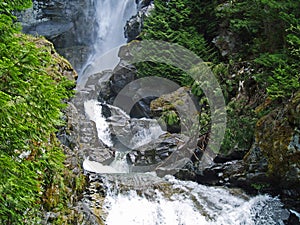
{"left": 0, "top": 152, "right": 40, "bottom": 224}
{"left": 266, "top": 65, "right": 299, "bottom": 99}
{"left": 0, "top": 34, "right": 74, "bottom": 155}
{"left": 251, "top": 182, "right": 270, "bottom": 191}
{"left": 161, "top": 110, "right": 179, "bottom": 126}
{"left": 0, "top": 0, "right": 32, "bottom": 39}
{"left": 136, "top": 0, "right": 218, "bottom": 87}
{"left": 0, "top": 1, "right": 76, "bottom": 223}
{"left": 0, "top": 0, "right": 32, "bottom": 12}
{"left": 253, "top": 10, "right": 300, "bottom": 99}
{"left": 136, "top": 0, "right": 300, "bottom": 160}
{"left": 215, "top": 0, "right": 300, "bottom": 99}
{"left": 221, "top": 101, "right": 257, "bottom": 153}
{"left": 215, "top": 0, "right": 294, "bottom": 56}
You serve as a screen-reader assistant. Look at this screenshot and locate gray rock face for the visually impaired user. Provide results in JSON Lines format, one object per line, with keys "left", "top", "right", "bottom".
{"left": 125, "top": 1, "right": 154, "bottom": 42}
{"left": 127, "top": 133, "right": 189, "bottom": 167}
{"left": 64, "top": 72, "right": 116, "bottom": 166}
{"left": 18, "top": 0, "right": 97, "bottom": 73}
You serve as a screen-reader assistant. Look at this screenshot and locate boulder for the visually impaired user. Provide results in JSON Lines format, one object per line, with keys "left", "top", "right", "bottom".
{"left": 110, "top": 63, "right": 136, "bottom": 97}
{"left": 128, "top": 133, "right": 195, "bottom": 175}
{"left": 150, "top": 87, "right": 199, "bottom": 133}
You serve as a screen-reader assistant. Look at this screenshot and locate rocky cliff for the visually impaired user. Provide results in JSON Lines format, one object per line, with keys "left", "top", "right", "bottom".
{"left": 18, "top": 0, "right": 98, "bottom": 73}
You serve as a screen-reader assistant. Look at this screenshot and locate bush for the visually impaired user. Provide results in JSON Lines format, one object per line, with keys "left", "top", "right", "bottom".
{"left": 0, "top": 1, "right": 76, "bottom": 223}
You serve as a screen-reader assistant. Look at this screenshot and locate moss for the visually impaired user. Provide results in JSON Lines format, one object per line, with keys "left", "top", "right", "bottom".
{"left": 0, "top": 13, "right": 81, "bottom": 222}
{"left": 255, "top": 92, "right": 300, "bottom": 180}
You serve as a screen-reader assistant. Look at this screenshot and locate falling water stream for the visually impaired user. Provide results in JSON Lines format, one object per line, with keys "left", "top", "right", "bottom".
{"left": 77, "top": 1, "right": 291, "bottom": 224}
{"left": 77, "top": 0, "right": 137, "bottom": 87}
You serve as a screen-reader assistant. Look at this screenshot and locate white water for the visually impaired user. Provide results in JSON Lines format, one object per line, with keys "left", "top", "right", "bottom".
{"left": 103, "top": 176, "right": 288, "bottom": 225}
{"left": 107, "top": 104, "right": 166, "bottom": 150}
{"left": 78, "top": 0, "right": 137, "bottom": 84}
{"left": 83, "top": 100, "right": 165, "bottom": 174}
{"left": 83, "top": 157, "right": 121, "bottom": 173}
{"left": 130, "top": 118, "right": 166, "bottom": 149}
{"left": 93, "top": 0, "right": 136, "bottom": 57}
{"left": 84, "top": 99, "right": 113, "bottom": 147}
{"left": 82, "top": 97, "right": 289, "bottom": 224}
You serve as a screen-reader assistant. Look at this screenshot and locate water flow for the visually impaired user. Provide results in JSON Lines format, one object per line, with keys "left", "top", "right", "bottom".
{"left": 102, "top": 176, "right": 289, "bottom": 225}
{"left": 84, "top": 99, "right": 113, "bottom": 147}
{"left": 78, "top": 0, "right": 137, "bottom": 82}
{"left": 79, "top": 2, "right": 290, "bottom": 224}
{"left": 83, "top": 101, "right": 165, "bottom": 173}
{"left": 93, "top": 0, "right": 136, "bottom": 56}
{"left": 107, "top": 103, "right": 165, "bottom": 150}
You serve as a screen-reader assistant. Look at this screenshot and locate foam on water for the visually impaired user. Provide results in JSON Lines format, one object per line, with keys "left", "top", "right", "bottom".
{"left": 84, "top": 99, "right": 113, "bottom": 147}
{"left": 102, "top": 175, "right": 288, "bottom": 225}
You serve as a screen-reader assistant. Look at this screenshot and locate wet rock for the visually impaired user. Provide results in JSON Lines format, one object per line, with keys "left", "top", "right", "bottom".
{"left": 136, "top": 0, "right": 153, "bottom": 9}
{"left": 214, "top": 149, "right": 247, "bottom": 163}
{"left": 125, "top": 1, "right": 154, "bottom": 42}
{"left": 150, "top": 87, "right": 199, "bottom": 133}
{"left": 287, "top": 210, "right": 300, "bottom": 225}
{"left": 99, "top": 62, "right": 157, "bottom": 118}
{"left": 130, "top": 96, "right": 156, "bottom": 118}
{"left": 127, "top": 133, "right": 195, "bottom": 174}
{"left": 110, "top": 63, "right": 136, "bottom": 97}
{"left": 127, "top": 133, "right": 183, "bottom": 165}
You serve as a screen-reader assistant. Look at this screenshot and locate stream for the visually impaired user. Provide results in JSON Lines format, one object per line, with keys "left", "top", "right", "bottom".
{"left": 79, "top": 95, "right": 288, "bottom": 225}
{"left": 75, "top": 0, "right": 291, "bottom": 224}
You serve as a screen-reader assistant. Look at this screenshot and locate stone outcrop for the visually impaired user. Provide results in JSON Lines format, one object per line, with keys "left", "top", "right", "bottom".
{"left": 127, "top": 133, "right": 190, "bottom": 172}
{"left": 29, "top": 35, "right": 90, "bottom": 224}
{"left": 67, "top": 73, "right": 115, "bottom": 165}
{"left": 98, "top": 62, "right": 157, "bottom": 118}
{"left": 150, "top": 87, "right": 199, "bottom": 133}
{"left": 18, "top": 0, "right": 97, "bottom": 73}
{"left": 125, "top": 0, "right": 154, "bottom": 42}
{"left": 30, "top": 36, "right": 78, "bottom": 81}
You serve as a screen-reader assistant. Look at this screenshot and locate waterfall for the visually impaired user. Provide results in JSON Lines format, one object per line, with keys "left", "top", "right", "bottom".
{"left": 77, "top": 1, "right": 291, "bottom": 224}
{"left": 81, "top": 95, "right": 289, "bottom": 224}
{"left": 83, "top": 101, "right": 165, "bottom": 174}
{"left": 93, "top": 0, "right": 136, "bottom": 56}
{"left": 78, "top": 0, "right": 137, "bottom": 85}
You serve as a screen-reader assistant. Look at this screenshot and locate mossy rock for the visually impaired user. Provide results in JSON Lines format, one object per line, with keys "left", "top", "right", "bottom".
{"left": 287, "top": 91, "right": 300, "bottom": 126}
{"left": 255, "top": 92, "right": 300, "bottom": 184}
{"left": 150, "top": 87, "right": 197, "bottom": 133}
{"left": 29, "top": 36, "right": 78, "bottom": 81}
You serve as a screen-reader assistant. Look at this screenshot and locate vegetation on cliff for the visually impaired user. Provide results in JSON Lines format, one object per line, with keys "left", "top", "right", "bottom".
{"left": 137, "top": 0, "right": 300, "bottom": 181}
{"left": 0, "top": 1, "right": 84, "bottom": 223}
{"left": 139, "top": 0, "right": 300, "bottom": 151}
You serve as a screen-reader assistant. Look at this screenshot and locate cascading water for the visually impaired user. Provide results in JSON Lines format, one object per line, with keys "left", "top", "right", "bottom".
{"left": 77, "top": 0, "right": 137, "bottom": 85}
{"left": 93, "top": 0, "right": 136, "bottom": 57}
{"left": 83, "top": 100, "right": 165, "bottom": 173}
{"left": 77, "top": 1, "right": 291, "bottom": 224}
{"left": 84, "top": 99, "right": 113, "bottom": 147}
{"left": 81, "top": 97, "right": 289, "bottom": 224}
{"left": 84, "top": 174, "right": 289, "bottom": 225}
